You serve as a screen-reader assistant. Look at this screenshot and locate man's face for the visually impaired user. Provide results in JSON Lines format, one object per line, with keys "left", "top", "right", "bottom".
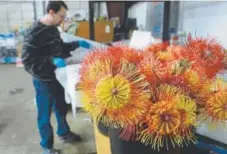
{"left": 50, "top": 6, "right": 67, "bottom": 26}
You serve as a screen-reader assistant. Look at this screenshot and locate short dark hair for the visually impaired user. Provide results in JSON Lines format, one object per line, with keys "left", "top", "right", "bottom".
{"left": 47, "top": 1, "right": 68, "bottom": 13}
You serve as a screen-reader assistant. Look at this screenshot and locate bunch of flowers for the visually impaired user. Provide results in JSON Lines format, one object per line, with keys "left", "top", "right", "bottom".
{"left": 78, "top": 35, "right": 227, "bottom": 150}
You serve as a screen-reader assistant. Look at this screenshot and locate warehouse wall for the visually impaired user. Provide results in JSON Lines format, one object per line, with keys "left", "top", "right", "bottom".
{"left": 146, "top": 2, "right": 164, "bottom": 38}
{"left": 178, "top": 1, "right": 227, "bottom": 48}
{"left": 129, "top": 1, "right": 179, "bottom": 38}
{"left": 0, "top": 1, "right": 34, "bottom": 33}
{"left": 94, "top": 2, "right": 108, "bottom": 18}
{"left": 0, "top": 1, "right": 89, "bottom": 33}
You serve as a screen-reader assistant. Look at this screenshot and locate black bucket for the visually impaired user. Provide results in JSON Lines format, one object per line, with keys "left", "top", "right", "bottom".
{"left": 96, "top": 123, "right": 204, "bottom": 154}
{"left": 97, "top": 121, "right": 109, "bottom": 137}
{"left": 107, "top": 127, "right": 180, "bottom": 154}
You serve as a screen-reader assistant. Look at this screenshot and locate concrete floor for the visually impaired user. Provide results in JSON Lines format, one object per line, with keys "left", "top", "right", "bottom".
{"left": 0, "top": 65, "right": 96, "bottom": 154}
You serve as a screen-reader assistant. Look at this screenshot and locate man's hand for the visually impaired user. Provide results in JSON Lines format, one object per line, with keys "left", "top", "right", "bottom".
{"left": 78, "top": 40, "right": 92, "bottom": 49}
{"left": 53, "top": 57, "right": 66, "bottom": 68}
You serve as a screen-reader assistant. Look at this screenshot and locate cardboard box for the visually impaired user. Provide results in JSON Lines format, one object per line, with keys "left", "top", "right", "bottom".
{"left": 76, "top": 21, "right": 114, "bottom": 43}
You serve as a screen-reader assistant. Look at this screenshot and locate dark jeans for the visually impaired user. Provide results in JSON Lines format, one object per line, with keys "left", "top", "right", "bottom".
{"left": 33, "top": 78, "right": 70, "bottom": 149}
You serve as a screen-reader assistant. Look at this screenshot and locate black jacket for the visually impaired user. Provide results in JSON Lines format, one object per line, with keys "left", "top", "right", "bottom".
{"left": 22, "top": 21, "right": 79, "bottom": 81}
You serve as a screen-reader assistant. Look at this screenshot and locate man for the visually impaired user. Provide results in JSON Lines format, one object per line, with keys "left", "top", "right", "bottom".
{"left": 22, "top": 1, "right": 91, "bottom": 154}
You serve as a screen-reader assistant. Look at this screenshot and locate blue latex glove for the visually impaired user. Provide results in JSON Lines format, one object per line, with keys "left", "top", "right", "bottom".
{"left": 78, "top": 40, "right": 92, "bottom": 49}
{"left": 53, "top": 57, "right": 66, "bottom": 68}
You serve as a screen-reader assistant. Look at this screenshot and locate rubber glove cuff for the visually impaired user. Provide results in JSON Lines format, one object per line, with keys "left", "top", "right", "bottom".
{"left": 78, "top": 40, "right": 92, "bottom": 49}
{"left": 53, "top": 57, "right": 66, "bottom": 68}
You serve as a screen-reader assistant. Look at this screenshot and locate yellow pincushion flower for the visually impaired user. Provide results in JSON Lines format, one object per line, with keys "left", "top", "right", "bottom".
{"left": 211, "top": 78, "right": 227, "bottom": 92}
{"left": 96, "top": 75, "right": 131, "bottom": 109}
{"left": 198, "top": 79, "right": 227, "bottom": 129}
{"left": 204, "top": 92, "right": 227, "bottom": 122}
{"left": 175, "top": 95, "right": 197, "bottom": 145}
{"left": 79, "top": 59, "right": 113, "bottom": 116}
{"left": 175, "top": 95, "right": 197, "bottom": 127}
{"left": 98, "top": 62, "right": 150, "bottom": 129}
{"left": 80, "top": 57, "right": 151, "bottom": 132}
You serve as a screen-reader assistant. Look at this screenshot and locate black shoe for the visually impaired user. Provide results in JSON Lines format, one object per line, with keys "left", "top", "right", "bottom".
{"left": 43, "top": 148, "right": 60, "bottom": 154}
{"left": 59, "top": 132, "right": 82, "bottom": 143}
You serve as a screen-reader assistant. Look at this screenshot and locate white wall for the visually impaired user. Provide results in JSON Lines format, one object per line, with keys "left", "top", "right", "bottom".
{"left": 179, "top": 1, "right": 227, "bottom": 48}
{"left": 128, "top": 2, "right": 148, "bottom": 30}
{"left": 100, "top": 2, "right": 108, "bottom": 17}
{"left": 146, "top": 2, "right": 164, "bottom": 38}
{"left": 65, "top": 0, "right": 88, "bottom": 19}
{"left": 36, "top": 1, "right": 45, "bottom": 20}
{"left": 93, "top": 2, "right": 108, "bottom": 18}
{"left": 65, "top": 0, "right": 88, "bottom": 11}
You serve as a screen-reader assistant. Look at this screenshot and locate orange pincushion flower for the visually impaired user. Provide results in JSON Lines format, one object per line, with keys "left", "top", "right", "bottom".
{"left": 145, "top": 42, "right": 169, "bottom": 54}
{"left": 139, "top": 54, "right": 168, "bottom": 86}
{"left": 108, "top": 46, "right": 143, "bottom": 64}
{"left": 166, "top": 63, "right": 212, "bottom": 103}
{"left": 145, "top": 42, "right": 173, "bottom": 62}
{"left": 138, "top": 85, "right": 195, "bottom": 150}
{"left": 139, "top": 101, "right": 181, "bottom": 150}
{"left": 82, "top": 48, "right": 108, "bottom": 64}
{"left": 186, "top": 34, "right": 225, "bottom": 78}
{"left": 81, "top": 46, "right": 143, "bottom": 71}
{"left": 80, "top": 59, "right": 113, "bottom": 86}
{"left": 107, "top": 46, "right": 144, "bottom": 66}
{"left": 167, "top": 45, "right": 190, "bottom": 60}
{"left": 153, "top": 84, "right": 183, "bottom": 102}
{"left": 80, "top": 48, "right": 110, "bottom": 78}
{"left": 121, "top": 47, "right": 144, "bottom": 65}
{"left": 149, "top": 102, "right": 180, "bottom": 135}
